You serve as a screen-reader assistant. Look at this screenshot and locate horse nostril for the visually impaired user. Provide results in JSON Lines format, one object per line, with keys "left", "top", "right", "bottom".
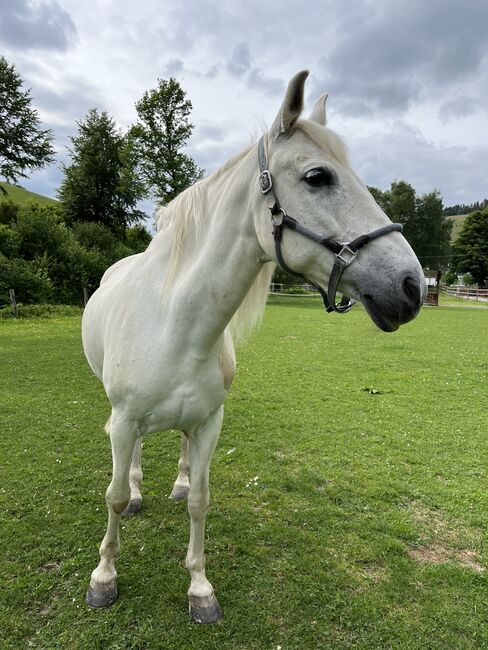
{"left": 402, "top": 276, "right": 422, "bottom": 306}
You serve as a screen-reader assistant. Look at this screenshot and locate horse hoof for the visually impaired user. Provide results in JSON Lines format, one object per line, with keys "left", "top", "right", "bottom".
{"left": 189, "top": 594, "right": 222, "bottom": 624}
{"left": 86, "top": 583, "right": 117, "bottom": 608}
{"left": 170, "top": 485, "right": 190, "bottom": 502}
{"left": 122, "top": 499, "right": 142, "bottom": 517}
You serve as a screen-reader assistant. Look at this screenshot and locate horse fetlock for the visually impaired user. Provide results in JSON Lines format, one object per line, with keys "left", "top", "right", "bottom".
{"left": 186, "top": 554, "right": 206, "bottom": 574}
{"left": 99, "top": 540, "right": 119, "bottom": 561}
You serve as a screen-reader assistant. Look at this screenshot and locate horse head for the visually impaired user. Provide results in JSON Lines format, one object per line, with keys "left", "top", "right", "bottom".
{"left": 253, "top": 71, "right": 425, "bottom": 332}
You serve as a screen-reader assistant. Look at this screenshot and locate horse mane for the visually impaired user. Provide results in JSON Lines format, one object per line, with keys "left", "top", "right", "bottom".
{"left": 155, "top": 143, "right": 274, "bottom": 342}
{"left": 153, "top": 121, "right": 346, "bottom": 343}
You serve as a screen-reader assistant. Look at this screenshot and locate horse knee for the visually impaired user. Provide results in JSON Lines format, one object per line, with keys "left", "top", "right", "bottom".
{"left": 105, "top": 484, "right": 130, "bottom": 514}
{"left": 188, "top": 492, "right": 209, "bottom": 520}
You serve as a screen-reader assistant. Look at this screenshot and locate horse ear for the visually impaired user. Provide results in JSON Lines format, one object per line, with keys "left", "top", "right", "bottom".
{"left": 270, "top": 70, "right": 309, "bottom": 139}
{"left": 309, "top": 93, "right": 328, "bottom": 126}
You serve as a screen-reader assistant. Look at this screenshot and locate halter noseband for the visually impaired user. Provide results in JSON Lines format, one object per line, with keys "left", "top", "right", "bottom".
{"left": 258, "top": 135, "right": 403, "bottom": 313}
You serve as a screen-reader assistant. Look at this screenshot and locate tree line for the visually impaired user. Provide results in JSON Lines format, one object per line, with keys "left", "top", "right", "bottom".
{"left": 0, "top": 56, "right": 203, "bottom": 306}
{"left": 443, "top": 199, "right": 488, "bottom": 217}
{"left": 1, "top": 55, "right": 487, "bottom": 305}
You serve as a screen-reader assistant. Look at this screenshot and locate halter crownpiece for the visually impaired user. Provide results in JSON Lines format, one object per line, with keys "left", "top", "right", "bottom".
{"left": 257, "top": 135, "right": 403, "bottom": 313}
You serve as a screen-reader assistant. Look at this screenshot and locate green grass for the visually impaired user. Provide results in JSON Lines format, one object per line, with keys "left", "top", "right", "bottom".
{"left": 1, "top": 300, "right": 488, "bottom": 649}
{"left": 0, "top": 181, "right": 57, "bottom": 208}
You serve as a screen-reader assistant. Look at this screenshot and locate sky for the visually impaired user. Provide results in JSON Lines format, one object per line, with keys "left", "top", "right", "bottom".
{"left": 1, "top": 0, "right": 487, "bottom": 215}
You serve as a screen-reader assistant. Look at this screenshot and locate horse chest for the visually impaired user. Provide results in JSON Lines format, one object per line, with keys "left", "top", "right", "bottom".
{"left": 107, "top": 347, "right": 227, "bottom": 433}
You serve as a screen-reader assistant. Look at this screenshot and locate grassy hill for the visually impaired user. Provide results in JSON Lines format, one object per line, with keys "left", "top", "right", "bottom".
{"left": 448, "top": 213, "right": 469, "bottom": 242}
{"left": 0, "top": 181, "right": 57, "bottom": 208}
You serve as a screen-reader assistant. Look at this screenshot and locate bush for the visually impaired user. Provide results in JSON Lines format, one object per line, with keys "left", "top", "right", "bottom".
{"left": 0, "top": 224, "right": 21, "bottom": 257}
{"left": 0, "top": 199, "right": 19, "bottom": 225}
{"left": 0, "top": 253, "right": 53, "bottom": 305}
{"left": 0, "top": 303, "right": 83, "bottom": 319}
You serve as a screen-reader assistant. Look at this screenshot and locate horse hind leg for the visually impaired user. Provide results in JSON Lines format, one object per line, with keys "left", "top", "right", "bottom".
{"left": 86, "top": 412, "right": 138, "bottom": 608}
{"left": 170, "top": 432, "right": 190, "bottom": 502}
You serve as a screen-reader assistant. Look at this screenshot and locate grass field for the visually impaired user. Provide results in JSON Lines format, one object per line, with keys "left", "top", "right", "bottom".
{"left": 1, "top": 298, "right": 488, "bottom": 649}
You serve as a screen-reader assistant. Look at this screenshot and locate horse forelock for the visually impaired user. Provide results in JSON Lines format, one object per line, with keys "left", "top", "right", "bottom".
{"left": 294, "top": 120, "right": 350, "bottom": 167}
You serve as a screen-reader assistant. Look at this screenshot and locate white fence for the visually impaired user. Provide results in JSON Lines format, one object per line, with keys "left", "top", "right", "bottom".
{"left": 269, "top": 283, "right": 320, "bottom": 296}
{"left": 443, "top": 286, "right": 488, "bottom": 302}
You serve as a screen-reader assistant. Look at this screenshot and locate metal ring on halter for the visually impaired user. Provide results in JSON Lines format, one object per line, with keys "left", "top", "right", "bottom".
{"left": 271, "top": 208, "right": 286, "bottom": 226}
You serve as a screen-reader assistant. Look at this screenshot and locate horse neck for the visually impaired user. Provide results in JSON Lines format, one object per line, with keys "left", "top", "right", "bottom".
{"left": 165, "top": 146, "right": 266, "bottom": 346}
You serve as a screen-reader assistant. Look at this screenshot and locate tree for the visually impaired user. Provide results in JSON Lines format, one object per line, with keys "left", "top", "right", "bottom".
{"left": 451, "top": 207, "right": 488, "bottom": 287}
{"left": 129, "top": 78, "right": 204, "bottom": 204}
{"left": 58, "top": 109, "right": 146, "bottom": 232}
{"left": 411, "top": 191, "right": 452, "bottom": 268}
{"left": 368, "top": 181, "right": 452, "bottom": 269}
{"left": 0, "top": 56, "right": 54, "bottom": 187}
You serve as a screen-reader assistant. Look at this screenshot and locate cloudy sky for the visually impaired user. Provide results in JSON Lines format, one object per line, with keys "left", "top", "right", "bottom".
{"left": 1, "top": 0, "right": 487, "bottom": 213}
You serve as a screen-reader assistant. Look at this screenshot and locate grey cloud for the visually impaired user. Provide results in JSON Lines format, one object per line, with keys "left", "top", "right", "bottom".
{"left": 32, "top": 78, "right": 105, "bottom": 125}
{"left": 247, "top": 68, "right": 284, "bottom": 96}
{"left": 438, "top": 96, "right": 482, "bottom": 122}
{"left": 312, "top": 0, "right": 488, "bottom": 117}
{"left": 194, "top": 123, "right": 226, "bottom": 143}
{"left": 0, "top": 0, "right": 76, "bottom": 51}
{"left": 204, "top": 64, "right": 220, "bottom": 80}
{"left": 163, "top": 58, "right": 184, "bottom": 76}
{"left": 226, "top": 43, "right": 252, "bottom": 78}
{"left": 225, "top": 42, "right": 284, "bottom": 97}
{"left": 350, "top": 123, "right": 488, "bottom": 205}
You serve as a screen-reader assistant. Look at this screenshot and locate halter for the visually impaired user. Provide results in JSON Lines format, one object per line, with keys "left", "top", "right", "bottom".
{"left": 258, "top": 135, "right": 403, "bottom": 313}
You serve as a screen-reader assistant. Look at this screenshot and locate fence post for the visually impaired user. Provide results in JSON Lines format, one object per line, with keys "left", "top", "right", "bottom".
{"left": 9, "top": 289, "right": 18, "bottom": 318}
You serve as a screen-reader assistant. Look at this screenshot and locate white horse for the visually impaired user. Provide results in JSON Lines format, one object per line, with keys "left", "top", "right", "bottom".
{"left": 82, "top": 71, "right": 424, "bottom": 623}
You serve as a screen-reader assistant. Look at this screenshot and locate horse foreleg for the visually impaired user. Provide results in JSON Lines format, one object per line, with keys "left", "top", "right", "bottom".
{"left": 122, "top": 437, "right": 143, "bottom": 516}
{"left": 170, "top": 432, "right": 190, "bottom": 501}
{"left": 186, "top": 406, "right": 223, "bottom": 624}
{"left": 86, "top": 413, "right": 137, "bottom": 608}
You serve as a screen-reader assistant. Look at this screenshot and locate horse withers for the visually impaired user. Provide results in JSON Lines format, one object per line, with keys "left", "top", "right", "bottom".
{"left": 82, "top": 70, "right": 425, "bottom": 622}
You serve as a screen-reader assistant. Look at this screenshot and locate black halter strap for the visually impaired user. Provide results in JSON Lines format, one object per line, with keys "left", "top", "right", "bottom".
{"left": 258, "top": 135, "right": 403, "bottom": 313}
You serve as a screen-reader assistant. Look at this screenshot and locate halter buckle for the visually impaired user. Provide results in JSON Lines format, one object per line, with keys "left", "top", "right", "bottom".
{"left": 259, "top": 170, "right": 273, "bottom": 194}
{"left": 336, "top": 244, "right": 358, "bottom": 267}
{"left": 271, "top": 207, "right": 286, "bottom": 226}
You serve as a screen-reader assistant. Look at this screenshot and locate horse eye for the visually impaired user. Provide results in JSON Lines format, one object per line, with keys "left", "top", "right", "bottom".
{"left": 303, "top": 167, "right": 335, "bottom": 187}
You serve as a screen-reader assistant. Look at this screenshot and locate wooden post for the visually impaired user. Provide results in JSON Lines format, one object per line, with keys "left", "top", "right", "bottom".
{"left": 9, "top": 289, "right": 18, "bottom": 318}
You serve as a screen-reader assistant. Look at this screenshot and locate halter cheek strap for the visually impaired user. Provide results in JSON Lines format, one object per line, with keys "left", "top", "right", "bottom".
{"left": 258, "top": 135, "right": 403, "bottom": 313}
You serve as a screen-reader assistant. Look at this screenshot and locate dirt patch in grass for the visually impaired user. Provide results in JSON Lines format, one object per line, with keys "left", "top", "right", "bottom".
{"left": 407, "top": 502, "right": 484, "bottom": 572}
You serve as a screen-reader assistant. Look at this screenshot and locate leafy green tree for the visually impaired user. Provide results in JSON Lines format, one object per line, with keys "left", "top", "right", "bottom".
{"left": 125, "top": 224, "right": 152, "bottom": 252}
{"left": 129, "top": 78, "right": 204, "bottom": 204}
{"left": 451, "top": 207, "right": 488, "bottom": 287}
{"left": 411, "top": 191, "right": 452, "bottom": 268}
{"left": 58, "top": 109, "right": 146, "bottom": 232}
{"left": 0, "top": 56, "right": 54, "bottom": 188}
{"left": 368, "top": 181, "right": 452, "bottom": 269}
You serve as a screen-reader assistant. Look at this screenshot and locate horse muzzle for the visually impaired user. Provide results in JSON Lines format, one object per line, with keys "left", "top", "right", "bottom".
{"left": 361, "top": 273, "right": 426, "bottom": 332}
